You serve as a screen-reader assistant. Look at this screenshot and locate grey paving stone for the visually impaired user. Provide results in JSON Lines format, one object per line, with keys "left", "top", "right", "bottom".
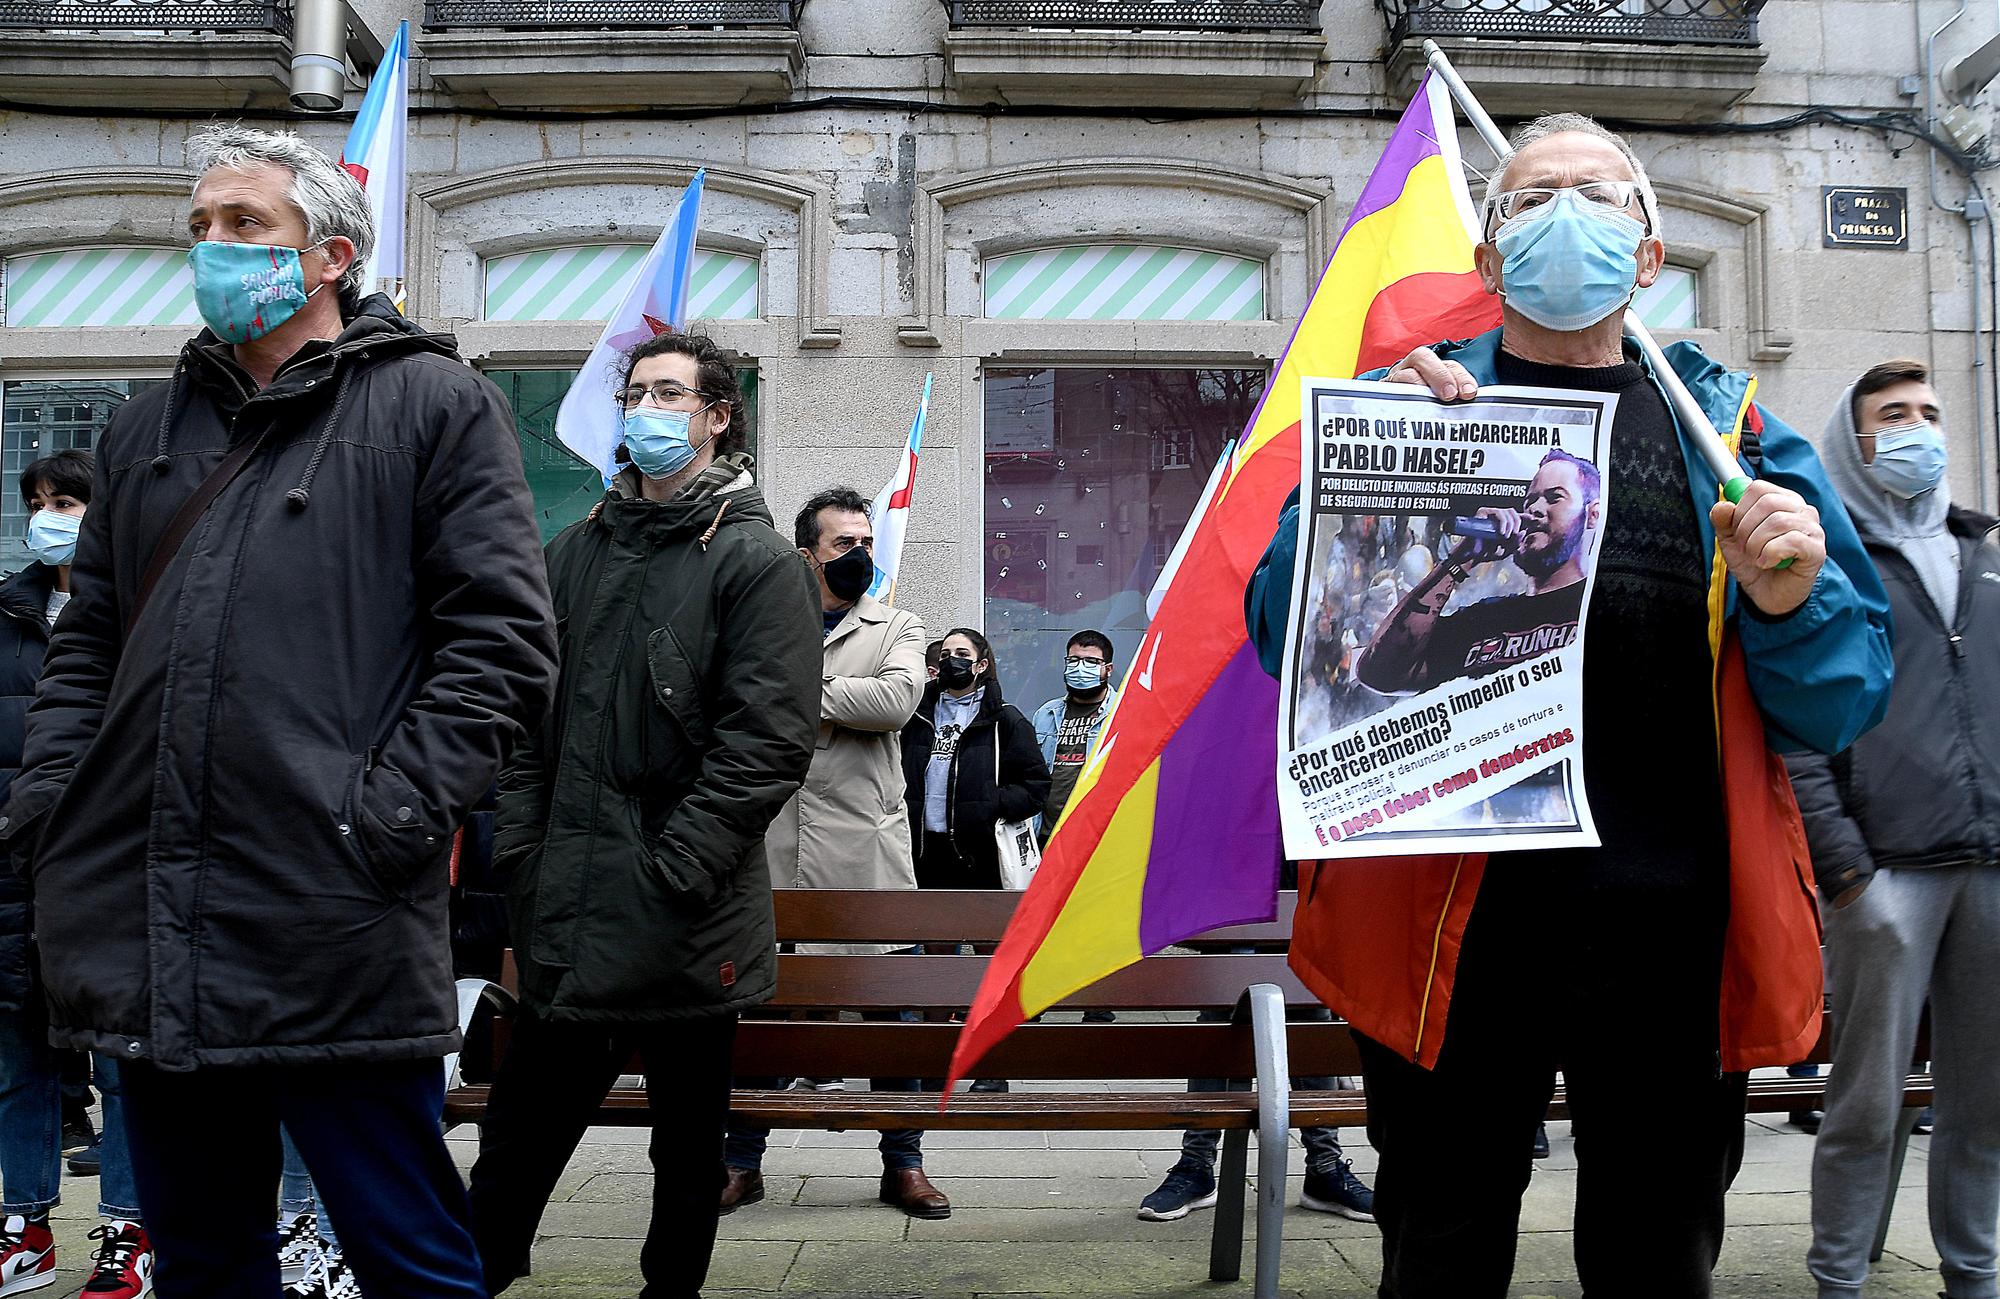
{"left": 781, "top": 1238, "right": 1361, "bottom": 1294}
{"left": 793, "top": 1174, "right": 1161, "bottom": 1210}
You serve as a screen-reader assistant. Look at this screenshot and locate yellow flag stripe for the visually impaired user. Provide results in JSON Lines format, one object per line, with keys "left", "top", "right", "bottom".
{"left": 1017, "top": 759, "right": 1160, "bottom": 1011}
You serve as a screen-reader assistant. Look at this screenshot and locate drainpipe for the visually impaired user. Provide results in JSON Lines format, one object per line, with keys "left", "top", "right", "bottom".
{"left": 290, "top": 0, "right": 348, "bottom": 112}
{"left": 1926, "top": 0, "right": 1996, "bottom": 511}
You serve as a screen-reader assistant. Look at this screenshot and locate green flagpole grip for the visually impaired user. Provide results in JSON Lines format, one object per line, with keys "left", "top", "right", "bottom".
{"left": 1723, "top": 476, "right": 1794, "bottom": 569}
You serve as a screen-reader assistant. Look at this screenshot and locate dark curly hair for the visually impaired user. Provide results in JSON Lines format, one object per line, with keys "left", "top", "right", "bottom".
{"left": 620, "top": 330, "right": 746, "bottom": 459}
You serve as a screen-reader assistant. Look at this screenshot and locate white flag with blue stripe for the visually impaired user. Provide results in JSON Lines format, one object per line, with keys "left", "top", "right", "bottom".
{"left": 868, "top": 372, "right": 930, "bottom": 603}
{"left": 555, "top": 171, "right": 706, "bottom": 485}
{"left": 339, "top": 20, "right": 409, "bottom": 307}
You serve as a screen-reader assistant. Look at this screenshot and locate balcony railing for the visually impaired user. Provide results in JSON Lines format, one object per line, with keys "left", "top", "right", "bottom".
{"left": 425, "top": 0, "right": 799, "bottom": 28}
{"left": 0, "top": 0, "right": 289, "bottom": 32}
{"left": 1379, "top": 0, "right": 1763, "bottom": 46}
{"left": 942, "top": 0, "right": 1321, "bottom": 33}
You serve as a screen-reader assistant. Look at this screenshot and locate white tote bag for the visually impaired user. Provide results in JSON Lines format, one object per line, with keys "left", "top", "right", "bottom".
{"left": 992, "top": 728, "right": 1042, "bottom": 890}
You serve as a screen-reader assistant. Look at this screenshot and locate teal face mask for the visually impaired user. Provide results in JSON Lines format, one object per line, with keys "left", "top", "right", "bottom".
{"left": 186, "top": 240, "right": 324, "bottom": 345}
{"left": 1494, "top": 190, "right": 1646, "bottom": 333}
{"left": 621, "top": 405, "right": 715, "bottom": 480}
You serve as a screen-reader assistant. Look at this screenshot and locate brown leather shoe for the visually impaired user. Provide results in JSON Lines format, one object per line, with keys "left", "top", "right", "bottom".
{"left": 879, "top": 1167, "right": 951, "bottom": 1219}
{"left": 720, "top": 1166, "right": 764, "bottom": 1215}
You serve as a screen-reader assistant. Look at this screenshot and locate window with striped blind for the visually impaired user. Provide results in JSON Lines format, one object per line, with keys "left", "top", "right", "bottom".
{"left": 481, "top": 245, "right": 760, "bottom": 322}
{"left": 2, "top": 248, "right": 199, "bottom": 329}
{"left": 981, "top": 245, "right": 1266, "bottom": 322}
{"left": 1634, "top": 264, "right": 1698, "bottom": 330}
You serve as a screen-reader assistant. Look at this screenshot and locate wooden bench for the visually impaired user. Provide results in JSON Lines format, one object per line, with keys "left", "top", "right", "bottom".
{"left": 444, "top": 888, "right": 1934, "bottom": 1298}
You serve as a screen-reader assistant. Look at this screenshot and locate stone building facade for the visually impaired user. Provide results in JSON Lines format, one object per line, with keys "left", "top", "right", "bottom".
{"left": 0, "top": 0, "right": 1994, "bottom": 703}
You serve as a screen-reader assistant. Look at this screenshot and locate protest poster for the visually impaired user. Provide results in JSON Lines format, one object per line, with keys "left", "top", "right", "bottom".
{"left": 1277, "top": 376, "right": 1619, "bottom": 858}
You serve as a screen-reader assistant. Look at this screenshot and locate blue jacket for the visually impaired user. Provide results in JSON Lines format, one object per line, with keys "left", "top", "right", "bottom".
{"left": 1245, "top": 330, "right": 1893, "bottom": 756}
{"left": 1031, "top": 686, "right": 1120, "bottom": 771}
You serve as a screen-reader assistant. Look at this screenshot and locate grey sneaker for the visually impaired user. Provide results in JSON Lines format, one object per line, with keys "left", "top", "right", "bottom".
{"left": 1137, "top": 1164, "right": 1219, "bottom": 1221}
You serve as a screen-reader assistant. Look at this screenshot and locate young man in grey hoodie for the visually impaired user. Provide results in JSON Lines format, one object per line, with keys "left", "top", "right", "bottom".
{"left": 1785, "top": 358, "right": 2000, "bottom": 1299}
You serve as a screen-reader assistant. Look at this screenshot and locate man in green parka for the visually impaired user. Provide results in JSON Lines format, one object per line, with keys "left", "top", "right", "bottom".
{"left": 467, "top": 331, "right": 821, "bottom": 1299}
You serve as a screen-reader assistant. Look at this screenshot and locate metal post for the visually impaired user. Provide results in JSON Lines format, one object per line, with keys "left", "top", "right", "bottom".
{"left": 1248, "top": 983, "right": 1291, "bottom": 1299}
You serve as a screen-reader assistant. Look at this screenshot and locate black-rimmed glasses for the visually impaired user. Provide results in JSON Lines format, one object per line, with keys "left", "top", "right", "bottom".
{"left": 614, "top": 379, "right": 711, "bottom": 412}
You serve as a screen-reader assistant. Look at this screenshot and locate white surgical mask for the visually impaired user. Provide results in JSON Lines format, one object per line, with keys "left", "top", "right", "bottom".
{"left": 26, "top": 510, "right": 81, "bottom": 566}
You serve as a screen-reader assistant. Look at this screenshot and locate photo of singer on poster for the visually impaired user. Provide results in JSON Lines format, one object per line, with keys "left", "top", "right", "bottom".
{"left": 1277, "top": 376, "right": 1619, "bottom": 858}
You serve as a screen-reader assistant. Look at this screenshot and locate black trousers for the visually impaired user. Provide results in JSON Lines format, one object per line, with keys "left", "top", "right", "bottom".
{"left": 1358, "top": 857, "right": 1748, "bottom": 1299}
{"left": 467, "top": 1009, "right": 738, "bottom": 1299}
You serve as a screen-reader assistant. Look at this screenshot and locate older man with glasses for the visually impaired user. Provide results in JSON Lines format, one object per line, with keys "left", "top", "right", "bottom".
{"left": 1244, "top": 112, "right": 1893, "bottom": 1297}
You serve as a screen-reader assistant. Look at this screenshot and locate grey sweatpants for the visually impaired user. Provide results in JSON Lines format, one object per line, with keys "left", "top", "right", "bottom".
{"left": 1810, "top": 865, "right": 2000, "bottom": 1299}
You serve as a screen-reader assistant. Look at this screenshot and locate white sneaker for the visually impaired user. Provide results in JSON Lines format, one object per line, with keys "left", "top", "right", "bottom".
{"left": 277, "top": 1211, "right": 320, "bottom": 1286}
{"left": 0, "top": 1215, "right": 56, "bottom": 1296}
{"left": 286, "top": 1246, "right": 361, "bottom": 1299}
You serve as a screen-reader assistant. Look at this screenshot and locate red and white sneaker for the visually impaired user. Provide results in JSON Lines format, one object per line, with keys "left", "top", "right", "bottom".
{"left": 0, "top": 1215, "right": 55, "bottom": 1296}
{"left": 82, "top": 1221, "right": 153, "bottom": 1299}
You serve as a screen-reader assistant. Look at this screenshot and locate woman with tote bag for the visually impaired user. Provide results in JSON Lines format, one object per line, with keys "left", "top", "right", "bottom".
{"left": 899, "top": 628, "right": 1051, "bottom": 891}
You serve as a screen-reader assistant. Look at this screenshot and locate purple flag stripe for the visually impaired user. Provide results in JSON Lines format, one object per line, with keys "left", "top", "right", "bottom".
{"left": 1339, "top": 76, "right": 1448, "bottom": 234}
{"left": 1137, "top": 642, "right": 1286, "bottom": 953}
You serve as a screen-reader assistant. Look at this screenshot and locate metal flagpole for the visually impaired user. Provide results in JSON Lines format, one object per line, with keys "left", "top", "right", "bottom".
{"left": 1419, "top": 39, "right": 1765, "bottom": 512}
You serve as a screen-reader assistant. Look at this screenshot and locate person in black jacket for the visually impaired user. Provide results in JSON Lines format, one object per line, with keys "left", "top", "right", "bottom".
{"left": 0, "top": 450, "right": 161, "bottom": 1298}
{"left": 900, "top": 627, "right": 1051, "bottom": 891}
{"left": 0, "top": 126, "right": 557, "bottom": 1298}
{"left": 1786, "top": 359, "right": 2000, "bottom": 1299}
{"left": 466, "top": 331, "right": 820, "bottom": 1299}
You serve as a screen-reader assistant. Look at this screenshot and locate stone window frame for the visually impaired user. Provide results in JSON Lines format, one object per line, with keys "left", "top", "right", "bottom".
{"left": 408, "top": 157, "right": 840, "bottom": 364}
{"left": 1650, "top": 179, "right": 1793, "bottom": 364}
{"left": 900, "top": 156, "right": 1336, "bottom": 360}
{"left": 0, "top": 167, "right": 200, "bottom": 371}
{"left": 905, "top": 157, "right": 1333, "bottom": 619}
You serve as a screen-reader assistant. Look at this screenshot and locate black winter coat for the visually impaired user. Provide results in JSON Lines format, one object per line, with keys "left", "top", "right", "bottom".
{"left": 899, "top": 679, "right": 1050, "bottom": 888}
{"left": 0, "top": 563, "right": 54, "bottom": 1013}
{"left": 1786, "top": 509, "right": 2000, "bottom": 899}
{"left": 498, "top": 479, "right": 821, "bottom": 1020}
{"left": 0, "top": 299, "right": 558, "bottom": 1070}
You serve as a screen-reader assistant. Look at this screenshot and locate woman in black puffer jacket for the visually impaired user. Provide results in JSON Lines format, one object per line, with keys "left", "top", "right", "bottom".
{"left": 898, "top": 627, "right": 1051, "bottom": 889}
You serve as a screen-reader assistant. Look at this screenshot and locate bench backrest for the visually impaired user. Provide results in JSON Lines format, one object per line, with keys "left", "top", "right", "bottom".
{"left": 738, "top": 888, "right": 1331, "bottom": 1081}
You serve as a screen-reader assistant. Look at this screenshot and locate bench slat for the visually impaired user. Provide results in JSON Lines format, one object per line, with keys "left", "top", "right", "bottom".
{"left": 772, "top": 953, "right": 1317, "bottom": 1010}
{"left": 440, "top": 1074, "right": 1934, "bottom": 1132}
{"left": 772, "top": 890, "right": 1298, "bottom": 945}
{"left": 735, "top": 1020, "right": 1366, "bottom": 1079}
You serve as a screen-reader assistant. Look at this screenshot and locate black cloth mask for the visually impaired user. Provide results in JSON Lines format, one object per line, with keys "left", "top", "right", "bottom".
{"left": 823, "top": 546, "right": 874, "bottom": 604}
{"left": 936, "top": 656, "right": 976, "bottom": 689}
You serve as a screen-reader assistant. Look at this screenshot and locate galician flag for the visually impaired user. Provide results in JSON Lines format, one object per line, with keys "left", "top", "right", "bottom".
{"left": 868, "top": 373, "right": 931, "bottom": 603}
{"left": 945, "top": 72, "right": 1502, "bottom": 1091}
{"left": 555, "top": 171, "right": 706, "bottom": 484}
{"left": 339, "top": 20, "right": 409, "bottom": 308}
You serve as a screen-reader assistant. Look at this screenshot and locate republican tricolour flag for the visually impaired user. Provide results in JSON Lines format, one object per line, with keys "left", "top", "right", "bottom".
{"left": 868, "top": 373, "right": 931, "bottom": 603}
{"left": 945, "top": 72, "right": 1503, "bottom": 1091}
{"left": 555, "top": 171, "right": 706, "bottom": 484}
{"left": 339, "top": 20, "right": 410, "bottom": 307}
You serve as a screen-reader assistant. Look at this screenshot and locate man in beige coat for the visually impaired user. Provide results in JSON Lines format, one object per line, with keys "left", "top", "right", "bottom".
{"left": 724, "top": 487, "right": 951, "bottom": 1219}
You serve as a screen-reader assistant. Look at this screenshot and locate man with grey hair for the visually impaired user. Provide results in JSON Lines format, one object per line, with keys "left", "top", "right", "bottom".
{"left": 0, "top": 123, "right": 557, "bottom": 1296}
{"left": 1245, "top": 112, "right": 1893, "bottom": 1295}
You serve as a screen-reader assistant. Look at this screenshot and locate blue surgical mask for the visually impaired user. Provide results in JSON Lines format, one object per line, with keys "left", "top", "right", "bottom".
{"left": 621, "top": 405, "right": 714, "bottom": 480}
{"left": 1868, "top": 420, "right": 1949, "bottom": 498}
{"left": 1494, "top": 190, "right": 1646, "bottom": 333}
{"left": 187, "top": 240, "right": 325, "bottom": 345}
{"left": 1064, "top": 660, "right": 1105, "bottom": 692}
{"left": 26, "top": 510, "right": 81, "bottom": 567}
